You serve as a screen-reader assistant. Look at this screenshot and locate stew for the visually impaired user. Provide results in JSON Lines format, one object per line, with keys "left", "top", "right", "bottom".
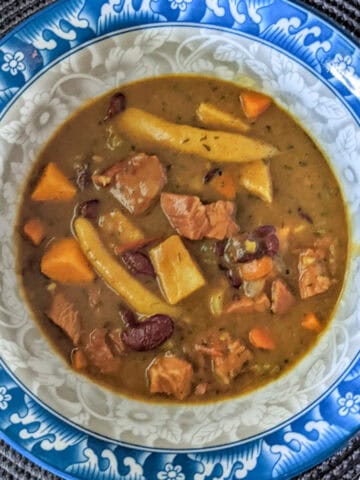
{"left": 16, "top": 75, "right": 348, "bottom": 403}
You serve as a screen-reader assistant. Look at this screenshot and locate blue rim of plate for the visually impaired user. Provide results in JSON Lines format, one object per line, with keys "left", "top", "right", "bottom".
{"left": 0, "top": 1, "right": 359, "bottom": 479}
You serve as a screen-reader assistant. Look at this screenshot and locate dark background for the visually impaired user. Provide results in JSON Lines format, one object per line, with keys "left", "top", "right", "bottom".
{"left": 0, "top": 0, "right": 359, "bottom": 478}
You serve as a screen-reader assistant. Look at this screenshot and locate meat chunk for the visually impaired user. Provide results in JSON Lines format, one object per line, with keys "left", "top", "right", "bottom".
{"left": 93, "top": 153, "right": 167, "bottom": 214}
{"left": 148, "top": 355, "right": 193, "bottom": 400}
{"left": 193, "top": 331, "right": 252, "bottom": 384}
{"left": 206, "top": 201, "right": 240, "bottom": 239}
{"left": 225, "top": 293, "right": 270, "bottom": 314}
{"left": 160, "top": 193, "right": 239, "bottom": 240}
{"left": 46, "top": 292, "right": 81, "bottom": 345}
{"left": 108, "top": 328, "right": 127, "bottom": 356}
{"left": 298, "top": 248, "right": 331, "bottom": 299}
{"left": 84, "top": 328, "right": 121, "bottom": 374}
{"left": 271, "top": 278, "right": 295, "bottom": 314}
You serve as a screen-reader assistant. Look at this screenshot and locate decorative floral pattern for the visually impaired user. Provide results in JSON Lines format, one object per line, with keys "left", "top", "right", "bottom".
{"left": 1, "top": 51, "right": 25, "bottom": 76}
{"left": 157, "top": 464, "right": 185, "bottom": 480}
{"left": 0, "top": 386, "right": 11, "bottom": 410}
{"left": 0, "top": 1, "right": 359, "bottom": 479}
{"left": 337, "top": 392, "right": 360, "bottom": 417}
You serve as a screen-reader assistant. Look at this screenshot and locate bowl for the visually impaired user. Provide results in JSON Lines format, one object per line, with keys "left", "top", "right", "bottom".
{"left": 0, "top": 0, "right": 359, "bottom": 478}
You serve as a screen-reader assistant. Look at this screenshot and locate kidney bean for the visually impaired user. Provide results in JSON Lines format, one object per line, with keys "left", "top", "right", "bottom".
{"left": 253, "top": 224, "right": 275, "bottom": 238}
{"left": 215, "top": 239, "right": 226, "bottom": 257}
{"left": 119, "top": 307, "right": 137, "bottom": 328}
{"left": 226, "top": 268, "right": 242, "bottom": 288}
{"left": 78, "top": 199, "right": 99, "bottom": 220}
{"left": 122, "top": 251, "right": 155, "bottom": 277}
{"left": 264, "top": 233, "right": 279, "bottom": 257}
{"left": 104, "top": 92, "right": 126, "bottom": 121}
{"left": 203, "top": 167, "right": 222, "bottom": 184}
{"left": 121, "top": 314, "right": 174, "bottom": 351}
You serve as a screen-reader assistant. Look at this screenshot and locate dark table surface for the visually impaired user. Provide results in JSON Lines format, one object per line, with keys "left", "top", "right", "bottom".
{"left": 0, "top": 0, "right": 359, "bottom": 479}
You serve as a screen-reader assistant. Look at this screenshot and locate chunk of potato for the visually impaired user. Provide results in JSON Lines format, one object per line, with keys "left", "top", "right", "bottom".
{"left": 74, "top": 217, "right": 178, "bottom": 317}
{"left": 238, "top": 160, "right": 273, "bottom": 203}
{"left": 150, "top": 235, "right": 206, "bottom": 305}
{"left": 99, "top": 209, "right": 144, "bottom": 244}
{"left": 196, "top": 102, "right": 250, "bottom": 133}
{"left": 116, "top": 108, "right": 278, "bottom": 163}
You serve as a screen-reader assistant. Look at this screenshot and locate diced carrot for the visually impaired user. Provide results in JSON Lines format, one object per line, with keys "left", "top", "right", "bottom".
{"left": 31, "top": 162, "right": 77, "bottom": 201}
{"left": 239, "top": 256, "right": 273, "bottom": 281}
{"left": 249, "top": 327, "right": 275, "bottom": 350}
{"left": 240, "top": 91, "right": 272, "bottom": 121}
{"left": 301, "top": 312, "right": 322, "bottom": 333}
{"left": 41, "top": 238, "right": 95, "bottom": 284}
{"left": 210, "top": 171, "right": 236, "bottom": 200}
{"left": 72, "top": 349, "right": 88, "bottom": 370}
{"left": 113, "top": 237, "right": 159, "bottom": 255}
{"left": 23, "top": 218, "right": 45, "bottom": 245}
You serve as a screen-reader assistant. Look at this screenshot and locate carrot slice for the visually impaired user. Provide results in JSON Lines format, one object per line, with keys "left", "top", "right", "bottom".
{"left": 72, "top": 349, "right": 88, "bottom": 370}
{"left": 239, "top": 256, "right": 273, "bottom": 281}
{"left": 301, "top": 312, "right": 322, "bottom": 333}
{"left": 240, "top": 91, "right": 272, "bottom": 121}
{"left": 31, "top": 162, "right": 77, "bottom": 201}
{"left": 249, "top": 327, "right": 275, "bottom": 350}
{"left": 41, "top": 238, "right": 95, "bottom": 284}
{"left": 210, "top": 171, "right": 236, "bottom": 200}
{"left": 23, "top": 218, "right": 45, "bottom": 245}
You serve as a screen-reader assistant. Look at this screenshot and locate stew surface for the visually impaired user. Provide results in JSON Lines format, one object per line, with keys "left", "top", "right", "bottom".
{"left": 16, "top": 75, "right": 348, "bottom": 403}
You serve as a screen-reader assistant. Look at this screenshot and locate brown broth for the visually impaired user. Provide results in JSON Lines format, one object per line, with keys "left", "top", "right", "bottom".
{"left": 16, "top": 75, "right": 348, "bottom": 403}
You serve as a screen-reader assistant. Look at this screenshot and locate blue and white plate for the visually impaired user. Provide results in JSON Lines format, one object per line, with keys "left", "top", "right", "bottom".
{"left": 0, "top": 1, "right": 359, "bottom": 479}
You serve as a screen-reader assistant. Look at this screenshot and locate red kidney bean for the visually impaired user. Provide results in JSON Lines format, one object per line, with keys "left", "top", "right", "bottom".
{"left": 215, "top": 240, "right": 226, "bottom": 257}
{"left": 122, "top": 251, "right": 155, "bottom": 277}
{"left": 104, "top": 92, "right": 126, "bottom": 121}
{"left": 119, "top": 308, "right": 137, "bottom": 328}
{"left": 121, "top": 314, "right": 174, "bottom": 351}
{"left": 78, "top": 199, "right": 99, "bottom": 220}
{"left": 253, "top": 224, "right": 275, "bottom": 237}
{"left": 226, "top": 268, "right": 242, "bottom": 288}
{"left": 203, "top": 167, "right": 222, "bottom": 184}
{"left": 264, "top": 233, "right": 279, "bottom": 257}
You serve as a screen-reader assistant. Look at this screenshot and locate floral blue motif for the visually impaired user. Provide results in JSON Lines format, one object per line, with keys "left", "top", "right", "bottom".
{"left": 0, "top": 1, "right": 359, "bottom": 479}
{"left": 157, "top": 463, "right": 185, "bottom": 480}
{"left": 169, "top": 0, "right": 192, "bottom": 12}
{"left": 337, "top": 392, "right": 360, "bottom": 416}
{"left": 1, "top": 51, "right": 25, "bottom": 76}
{"left": 0, "top": 386, "right": 11, "bottom": 410}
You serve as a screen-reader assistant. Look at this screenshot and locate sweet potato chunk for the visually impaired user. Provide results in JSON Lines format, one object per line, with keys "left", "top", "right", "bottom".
{"left": 116, "top": 108, "right": 278, "bottom": 163}
{"left": 150, "top": 235, "right": 205, "bottom": 305}
{"left": 240, "top": 91, "right": 272, "bottom": 120}
{"left": 47, "top": 292, "right": 81, "bottom": 345}
{"left": 31, "top": 162, "right": 77, "bottom": 201}
{"left": 148, "top": 356, "right": 193, "bottom": 400}
{"left": 196, "top": 102, "right": 250, "bottom": 133}
{"left": 210, "top": 171, "right": 236, "bottom": 200}
{"left": 238, "top": 160, "right": 273, "bottom": 203}
{"left": 41, "top": 238, "right": 95, "bottom": 284}
{"left": 249, "top": 327, "right": 275, "bottom": 350}
{"left": 23, "top": 218, "right": 45, "bottom": 245}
